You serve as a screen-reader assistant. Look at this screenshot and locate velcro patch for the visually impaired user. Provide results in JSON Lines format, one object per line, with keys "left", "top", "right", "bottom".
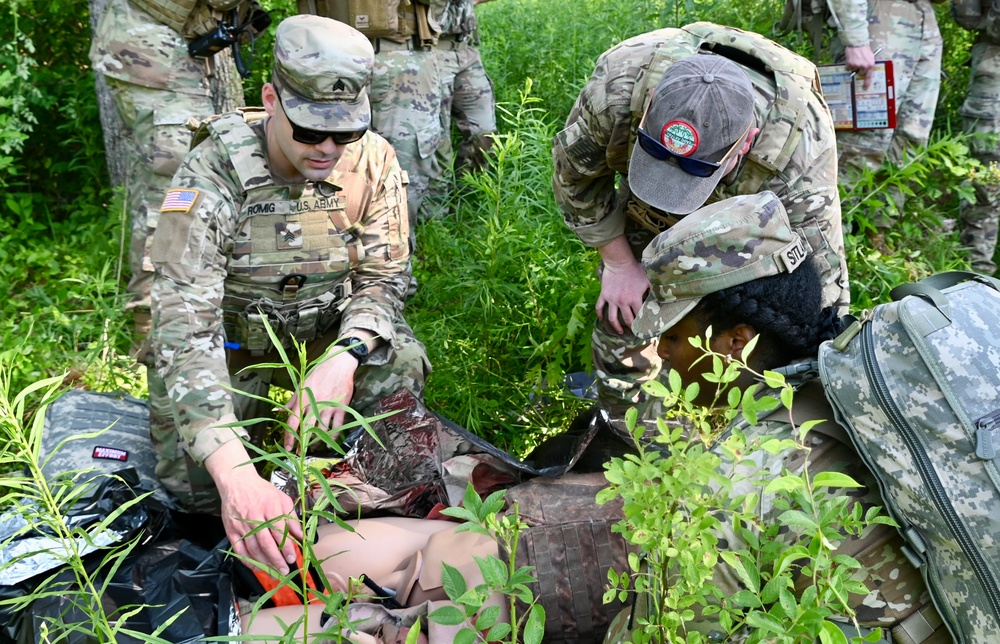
{"left": 92, "top": 445, "right": 128, "bottom": 462}
{"left": 161, "top": 189, "right": 199, "bottom": 213}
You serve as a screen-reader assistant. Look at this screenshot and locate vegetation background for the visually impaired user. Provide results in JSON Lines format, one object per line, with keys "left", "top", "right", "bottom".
{"left": 0, "top": 0, "right": 984, "bottom": 454}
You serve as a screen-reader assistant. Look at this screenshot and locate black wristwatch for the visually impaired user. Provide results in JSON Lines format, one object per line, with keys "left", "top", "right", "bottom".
{"left": 335, "top": 337, "right": 369, "bottom": 363}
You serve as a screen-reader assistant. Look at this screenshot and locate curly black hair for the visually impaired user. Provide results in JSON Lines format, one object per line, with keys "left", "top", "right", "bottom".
{"left": 690, "top": 259, "right": 841, "bottom": 369}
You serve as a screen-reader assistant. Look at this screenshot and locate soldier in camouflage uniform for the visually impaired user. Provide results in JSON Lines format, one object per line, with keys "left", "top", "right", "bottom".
{"left": 148, "top": 15, "right": 430, "bottom": 574}
{"left": 363, "top": 1, "right": 446, "bottom": 231}
{"left": 89, "top": 0, "right": 254, "bottom": 346}
{"left": 954, "top": 0, "right": 1000, "bottom": 274}
{"left": 828, "top": 0, "right": 943, "bottom": 246}
{"left": 427, "top": 0, "right": 498, "bottom": 212}
{"left": 551, "top": 23, "right": 849, "bottom": 417}
{"left": 604, "top": 192, "right": 947, "bottom": 643}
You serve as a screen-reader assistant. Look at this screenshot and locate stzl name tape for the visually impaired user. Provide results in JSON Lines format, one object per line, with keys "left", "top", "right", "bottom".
{"left": 92, "top": 446, "right": 129, "bottom": 462}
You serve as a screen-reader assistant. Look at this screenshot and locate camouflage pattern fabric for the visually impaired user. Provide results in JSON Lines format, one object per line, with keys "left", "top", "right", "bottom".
{"left": 429, "top": 34, "right": 497, "bottom": 211}
{"left": 147, "top": 113, "right": 428, "bottom": 511}
{"left": 90, "top": 0, "right": 220, "bottom": 314}
{"left": 959, "top": 38, "right": 1000, "bottom": 274}
{"left": 370, "top": 45, "right": 444, "bottom": 231}
{"left": 604, "top": 380, "right": 945, "bottom": 644}
{"left": 833, "top": 0, "right": 943, "bottom": 228}
{"left": 551, "top": 23, "right": 849, "bottom": 413}
{"left": 819, "top": 275, "right": 1000, "bottom": 643}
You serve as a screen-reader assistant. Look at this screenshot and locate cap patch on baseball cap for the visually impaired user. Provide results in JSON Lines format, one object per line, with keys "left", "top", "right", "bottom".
{"left": 661, "top": 120, "right": 699, "bottom": 156}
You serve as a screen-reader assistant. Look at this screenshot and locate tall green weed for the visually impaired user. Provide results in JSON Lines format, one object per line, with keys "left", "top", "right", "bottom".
{"left": 409, "top": 83, "right": 595, "bottom": 452}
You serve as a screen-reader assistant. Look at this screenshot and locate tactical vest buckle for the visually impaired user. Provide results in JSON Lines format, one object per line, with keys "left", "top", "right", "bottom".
{"left": 279, "top": 273, "right": 308, "bottom": 302}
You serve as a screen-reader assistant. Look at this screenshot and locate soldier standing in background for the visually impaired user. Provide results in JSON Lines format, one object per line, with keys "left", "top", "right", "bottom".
{"left": 826, "top": 0, "right": 943, "bottom": 252}
{"left": 89, "top": 0, "right": 265, "bottom": 351}
{"left": 954, "top": 0, "right": 1000, "bottom": 275}
{"left": 551, "top": 23, "right": 849, "bottom": 428}
{"left": 147, "top": 15, "right": 429, "bottom": 574}
{"left": 427, "top": 0, "right": 498, "bottom": 215}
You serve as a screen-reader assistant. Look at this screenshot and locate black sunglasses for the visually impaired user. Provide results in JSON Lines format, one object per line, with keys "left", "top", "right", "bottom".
{"left": 276, "top": 90, "right": 367, "bottom": 146}
{"left": 636, "top": 101, "right": 749, "bottom": 178}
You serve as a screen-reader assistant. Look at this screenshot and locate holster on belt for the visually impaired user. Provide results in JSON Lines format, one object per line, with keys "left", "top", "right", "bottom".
{"left": 625, "top": 197, "right": 682, "bottom": 235}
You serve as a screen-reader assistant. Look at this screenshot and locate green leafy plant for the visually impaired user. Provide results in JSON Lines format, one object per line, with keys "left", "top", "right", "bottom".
{"left": 600, "top": 332, "right": 893, "bottom": 643}
{"left": 428, "top": 483, "right": 546, "bottom": 644}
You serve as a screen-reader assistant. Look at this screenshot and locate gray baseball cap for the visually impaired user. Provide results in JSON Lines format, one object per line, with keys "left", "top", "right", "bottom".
{"left": 271, "top": 15, "right": 374, "bottom": 131}
{"left": 629, "top": 53, "right": 756, "bottom": 216}
{"left": 632, "top": 192, "right": 811, "bottom": 340}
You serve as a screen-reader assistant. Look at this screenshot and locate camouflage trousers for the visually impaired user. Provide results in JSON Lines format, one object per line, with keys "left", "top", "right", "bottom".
{"left": 835, "top": 0, "right": 942, "bottom": 228}
{"left": 370, "top": 43, "right": 444, "bottom": 235}
{"left": 148, "top": 319, "right": 431, "bottom": 513}
{"left": 960, "top": 40, "right": 1000, "bottom": 274}
{"left": 106, "top": 79, "right": 214, "bottom": 313}
{"left": 426, "top": 36, "right": 497, "bottom": 214}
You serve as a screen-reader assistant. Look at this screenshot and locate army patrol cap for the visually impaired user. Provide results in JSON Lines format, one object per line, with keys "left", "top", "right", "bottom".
{"left": 632, "top": 192, "right": 810, "bottom": 340}
{"left": 629, "top": 53, "right": 755, "bottom": 216}
{"left": 272, "top": 15, "right": 374, "bottom": 131}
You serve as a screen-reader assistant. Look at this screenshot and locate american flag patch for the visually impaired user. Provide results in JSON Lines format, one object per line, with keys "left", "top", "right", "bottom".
{"left": 161, "top": 189, "right": 199, "bottom": 213}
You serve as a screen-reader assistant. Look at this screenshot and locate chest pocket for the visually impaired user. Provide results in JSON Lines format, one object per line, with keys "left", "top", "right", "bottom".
{"left": 228, "top": 195, "right": 366, "bottom": 292}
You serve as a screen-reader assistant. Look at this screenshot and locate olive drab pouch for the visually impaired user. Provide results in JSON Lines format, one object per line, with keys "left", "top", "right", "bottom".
{"left": 296, "top": 0, "right": 401, "bottom": 38}
{"left": 818, "top": 271, "right": 1000, "bottom": 644}
{"left": 504, "top": 473, "right": 634, "bottom": 644}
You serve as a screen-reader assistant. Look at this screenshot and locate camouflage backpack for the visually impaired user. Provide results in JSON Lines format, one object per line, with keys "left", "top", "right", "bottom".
{"left": 819, "top": 271, "right": 1000, "bottom": 643}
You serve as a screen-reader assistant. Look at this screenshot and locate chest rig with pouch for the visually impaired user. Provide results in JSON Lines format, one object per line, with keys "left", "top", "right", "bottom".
{"left": 197, "top": 112, "right": 370, "bottom": 355}
{"left": 623, "top": 23, "right": 825, "bottom": 251}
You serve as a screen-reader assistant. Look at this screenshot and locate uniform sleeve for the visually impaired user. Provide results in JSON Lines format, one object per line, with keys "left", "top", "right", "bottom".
{"left": 337, "top": 147, "right": 412, "bottom": 365}
{"left": 551, "top": 54, "right": 632, "bottom": 248}
{"left": 826, "top": 0, "right": 871, "bottom": 49}
{"left": 149, "top": 163, "right": 246, "bottom": 465}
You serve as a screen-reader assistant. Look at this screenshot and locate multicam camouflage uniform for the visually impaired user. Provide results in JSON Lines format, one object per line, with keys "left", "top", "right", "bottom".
{"left": 89, "top": 0, "right": 229, "bottom": 321}
{"left": 428, "top": 0, "right": 497, "bottom": 209}
{"left": 604, "top": 194, "right": 946, "bottom": 644}
{"left": 366, "top": 2, "right": 445, "bottom": 230}
{"left": 829, "top": 0, "right": 943, "bottom": 227}
{"left": 603, "top": 383, "right": 948, "bottom": 644}
{"left": 148, "top": 113, "right": 430, "bottom": 512}
{"left": 551, "top": 22, "right": 849, "bottom": 414}
{"left": 956, "top": 0, "right": 1000, "bottom": 274}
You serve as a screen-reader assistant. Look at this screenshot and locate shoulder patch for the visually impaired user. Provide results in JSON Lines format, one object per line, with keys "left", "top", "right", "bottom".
{"left": 161, "top": 189, "right": 200, "bottom": 213}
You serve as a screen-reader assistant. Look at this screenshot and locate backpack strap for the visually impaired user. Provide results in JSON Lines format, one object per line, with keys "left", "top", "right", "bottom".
{"left": 889, "top": 271, "right": 1000, "bottom": 335}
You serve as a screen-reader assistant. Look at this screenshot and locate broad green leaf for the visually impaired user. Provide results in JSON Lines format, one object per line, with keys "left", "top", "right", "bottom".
{"left": 745, "top": 611, "right": 784, "bottom": 633}
{"left": 440, "top": 562, "right": 467, "bottom": 600}
{"left": 818, "top": 620, "right": 850, "bottom": 644}
{"left": 428, "top": 605, "right": 466, "bottom": 626}
{"left": 813, "top": 472, "right": 863, "bottom": 489}
{"left": 778, "top": 509, "right": 819, "bottom": 531}
{"left": 764, "top": 476, "right": 806, "bottom": 494}
{"left": 523, "top": 604, "right": 546, "bottom": 644}
{"left": 475, "top": 605, "right": 501, "bottom": 630}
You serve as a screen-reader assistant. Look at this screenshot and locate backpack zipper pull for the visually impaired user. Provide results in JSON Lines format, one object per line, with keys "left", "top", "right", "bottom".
{"left": 976, "top": 412, "right": 1000, "bottom": 460}
{"left": 833, "top": 309, "right": 873, "bottom": 352}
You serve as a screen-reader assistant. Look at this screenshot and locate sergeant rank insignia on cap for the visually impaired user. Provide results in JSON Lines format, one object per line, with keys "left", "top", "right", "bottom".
{"left": 161, "top": 189, "right": 199, "bottom": 213}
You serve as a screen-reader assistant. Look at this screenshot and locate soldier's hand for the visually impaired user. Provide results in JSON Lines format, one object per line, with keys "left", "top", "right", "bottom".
{"left": 597, "top": 258, "right": 651, "bottom": 335}
{"left": 205, "top": 441, "right": 303, "bottom": 574}
{"left": 844, "top": 45, "right": 876, "bottom": 90}
{"left": 285, "top": 350, "right": 359, "bottom": 448}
